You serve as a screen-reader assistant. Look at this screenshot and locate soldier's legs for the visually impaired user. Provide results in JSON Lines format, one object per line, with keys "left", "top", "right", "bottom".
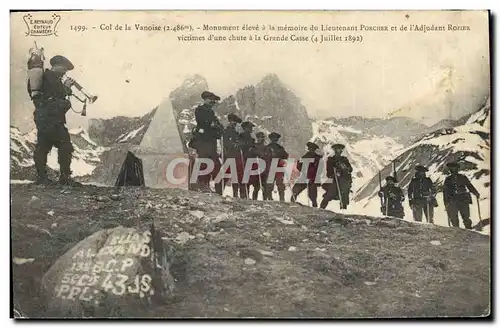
{"left": 51, "top": 125, "right": 76, "bottom": 183}
{"left": 239, "top": 183, "right": 248, "bottom": 199}
{"left": 33, "top": 128, "right": 54, "bottom": 183}
{"left": 308, "top": 183, "right": 318, "bottom": 207}
{"left": 424, "top": 203, "right": 435, "bottom": 224}
{"left": 446, "top": 204, "right": 460, "bottom": 227}
{"left": 264, "top": 182, "right": 274, "bottom": 201}
{"left": 458, "top": 203, "right": 472, "bottom": 229}
{"left": 251, "top": 180, "right": 262, "bottom": 200}
{"left": 339, "top": 186, "right": 350, "bottom": 209}
{"left": 231, "top": 183, "right": 239, "bottom": 198}
{"left": 277, "top": 184, "right": 285, "bottom": 202}
{"left": 320, "top": 184, "right": 335, "bottom": 209}
{"left": 412, "top": 203, "right": 424, "bottom": 222}
{"left": 291, "top": 183, "right": 307, "bottom": 202}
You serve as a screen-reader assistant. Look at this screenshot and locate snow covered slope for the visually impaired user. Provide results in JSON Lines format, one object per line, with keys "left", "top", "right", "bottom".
{"left": 310, "top": 119, "right": 406, "bottom": 193}
{"left": 10, "top": 126, "right": 107, "bottom": 181}
{"left": 352, "top": 101, "right": 490, "bottom": 233}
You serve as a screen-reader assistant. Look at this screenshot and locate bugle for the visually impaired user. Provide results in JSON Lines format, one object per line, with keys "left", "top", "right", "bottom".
{"left": 67, "top": 77, "right": 98, "bottom": 104}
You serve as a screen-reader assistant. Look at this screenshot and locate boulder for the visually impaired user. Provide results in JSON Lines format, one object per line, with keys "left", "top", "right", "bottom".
{"left": 41, "top": 225, "right": 174, "bottom": 317}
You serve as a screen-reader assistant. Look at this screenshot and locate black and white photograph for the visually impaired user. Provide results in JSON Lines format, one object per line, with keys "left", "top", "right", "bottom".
{"left": 9, "top": 10, "right": 491, "bottom": 318}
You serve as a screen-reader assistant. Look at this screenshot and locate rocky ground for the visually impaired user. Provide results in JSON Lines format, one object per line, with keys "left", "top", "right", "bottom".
{"left": 11, "top": 184, "right": 490, "bottom": 318}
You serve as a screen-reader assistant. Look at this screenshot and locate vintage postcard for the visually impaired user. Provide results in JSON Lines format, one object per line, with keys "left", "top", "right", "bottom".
{"left": 10, "top": 10, "right": 490, "bottom": 318}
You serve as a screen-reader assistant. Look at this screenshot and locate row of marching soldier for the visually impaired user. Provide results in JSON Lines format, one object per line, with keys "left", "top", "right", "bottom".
{"left": 188, "top": 91, "right": 289, "bottom": 201}
{"left": 188, "top": 90, "right": 481, "bottom": 229}
{"left": 188, "top": 90, "right": 354, "bottom": 209}
{"left": 378, "top": 163, "right": 480, "bottom": 229}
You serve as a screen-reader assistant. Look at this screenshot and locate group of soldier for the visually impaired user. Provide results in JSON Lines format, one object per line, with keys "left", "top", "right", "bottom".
{"left": 189, "top": 90, "right": 482, "bottom": 230}
{"left": 378, "top": 163, "right": 481, "bottom": 229}
{"left": 188, "top": 90, "right": 291, "bottom": 201}
{"left": 188, "top": 90, "right": 355, "bottom": 209}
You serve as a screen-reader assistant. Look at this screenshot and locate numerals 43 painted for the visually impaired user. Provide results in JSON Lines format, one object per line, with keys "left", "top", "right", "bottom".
{"left": 101, "top": 274, "right": 152, "bottom": 296}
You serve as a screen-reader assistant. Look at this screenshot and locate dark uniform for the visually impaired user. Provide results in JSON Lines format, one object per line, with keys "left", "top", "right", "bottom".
{"left": 407, "top": 165, "right": 437, "bottom": 223}
{"left": 320, "top": 144, "right": 353, "bottom": 210}
{"left": 263, "top": 132, "right": 288, "bottom": 201}
{"left": 379, "top": 176, "right": 405, "bottom": 218}
{"left": 443, "top": 162, "right": 480, "bottom": 229}
{"left": 249, "top": 132, "right": 267, "bottom": 200}
{"left": 190, "top": 91, "right": 223, "bottom": 193}
{"left": 291, "top": 142, "right": 322, "bottom": 207}
{"left": 222, "top": 113, "right": 242, "bottom": 197}
{"left": 31, "top": 55, "right": 79, "bottom": 186}
{"left": 236, "top": 122, "right": 256, "bottom": 199}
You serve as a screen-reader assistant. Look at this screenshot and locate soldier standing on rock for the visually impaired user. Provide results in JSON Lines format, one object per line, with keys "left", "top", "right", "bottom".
{"left": 249, "top": 132, "right": 268, "bottom": 200}
{"left": 222, "top": 113, "right": 243, "bottom": 197}
{"left": 291, "top": 142, "right": 322, "bottom": 207}
{"left": 191, "top": 91, "right": 223, "bottom": 193}
{"left": 30, "top": 55, "right": 82, "bottom": 186}
{"left": 443, "top": 162, "right": 480, "bottom": 229}
{"left": 320, "top": 144, "right": 353, "bottom": 210}
{"left": 407, "top": 165, "right": 437, "bottom": 223}
{"left": 378, "top": 176, "right": 405, "bottom": 218}
{"left": 237, "top": 121, "right": 256, "bottom": 199}
{"left": 264, "top": 132, "right": 289, "bottom": 202}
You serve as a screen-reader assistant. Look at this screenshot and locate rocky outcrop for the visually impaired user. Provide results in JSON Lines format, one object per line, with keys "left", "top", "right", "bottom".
{"left": 41, "top": 225, "right": 174, "bottom": 317}
{"left": 88, "top": 109, "right": 157, "bottom": 147}
{"left": 217, "top": 74, "right": 313, "bottom": 157}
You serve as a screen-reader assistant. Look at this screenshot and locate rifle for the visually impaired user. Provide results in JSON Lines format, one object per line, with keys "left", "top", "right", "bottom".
{"left": 392, "top": 160, "right": 397, "bottom": 182}
{"left": 333, "top": 167, "right": 344, "bottom": 209}
{"left": 477, "top": 195, "right": 482, "bottom": 222}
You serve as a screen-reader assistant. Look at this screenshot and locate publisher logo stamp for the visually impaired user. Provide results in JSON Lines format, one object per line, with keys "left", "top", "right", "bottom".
{"left": 23, "top": 13, "right": 61, "bottom": 37}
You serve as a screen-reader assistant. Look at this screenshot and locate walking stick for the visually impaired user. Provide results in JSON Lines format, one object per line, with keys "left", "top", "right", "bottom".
{"left": 476, "top": 195, "right": 482, "bottom": 221}
{"left": 385, "top": 191, "right": 389, "bottom": 217}
{"left": 426, "top": 199, "right": 430, "bottom": 223}
{"left": 220, "top": 138, "right": 225, "bottom": 194}
{"left": 257, "top": 155, "right": 264, "bottom": 200}
{"left": 333, "top": 167, "right": 344, "bottom": 209}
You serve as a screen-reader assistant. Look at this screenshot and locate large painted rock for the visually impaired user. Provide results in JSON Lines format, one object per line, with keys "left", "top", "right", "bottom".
{"left": 41, "top": 225, "right": 174, "bottom": 317}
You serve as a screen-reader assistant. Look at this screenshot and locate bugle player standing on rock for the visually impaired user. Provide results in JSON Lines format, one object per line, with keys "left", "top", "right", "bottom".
{"left": 29, "top": 55, "right": 81, "bottom": 186}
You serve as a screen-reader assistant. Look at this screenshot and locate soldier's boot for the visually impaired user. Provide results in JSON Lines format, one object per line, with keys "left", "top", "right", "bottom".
{"left": 311, "top": 200, "right": 318, "bottom": 208}
{"left": 239, "top": 184, "right": 248, "bottom": 199}
{"left": 252, "top": 187, "right": 260, "bottom": 200}
{"left": 320, "top": 198, "right": 329, "bottom": 209}
{"left": 34, "top": 144, "right": 54, "bottom": 185}
{"left": 231, "top": 184, "right": 239, "bottom": 198}
{"left": 278, "top": 190, "right": 285, "bottom": 202}
{"left": 58, "top": 151, "right": 82, "bottom": 187}
{"left": 463, "top": 217, "right": 473, "bottom": 229}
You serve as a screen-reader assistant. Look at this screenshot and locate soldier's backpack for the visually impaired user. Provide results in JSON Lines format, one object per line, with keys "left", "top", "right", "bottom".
{"left": 26, "top": 43, "right": 45, "bottom": 100}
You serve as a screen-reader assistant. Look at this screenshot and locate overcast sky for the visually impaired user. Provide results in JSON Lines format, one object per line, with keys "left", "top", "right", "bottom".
{"left": 11, "top": 10, "right": 490, "bottom": 132}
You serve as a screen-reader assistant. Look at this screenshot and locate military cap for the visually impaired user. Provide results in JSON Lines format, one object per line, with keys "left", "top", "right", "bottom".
{"left": 49, "top": 55, "right": 74, "bottom": 70}
{"left": 446, "top": 162, "right": 460, "bottom": 168}
{"left": 201, "top": 91, "right": 220, "bottom": 101}
{"left": 269, "top": 132, "right": 281, "bottom": 140}
{"left": 255, "top": 131, "right": 265, "bottom": 138}
{"left": 306, "top": 142, "right": 319, "bottom": 150}
{"left": 241, "top": 121, "right": 255, "bottom": 129}
{"left": 331, "top": 143, "right": 345, "bottom": 150}
{"left": 385, "top": 176, "right": 397, "bottom": 182}
{"left": 415, "top": 165, "right": 429, "bottom": 172}
{"left": 227, "top": 113, "right": 242, "bottom": 123}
